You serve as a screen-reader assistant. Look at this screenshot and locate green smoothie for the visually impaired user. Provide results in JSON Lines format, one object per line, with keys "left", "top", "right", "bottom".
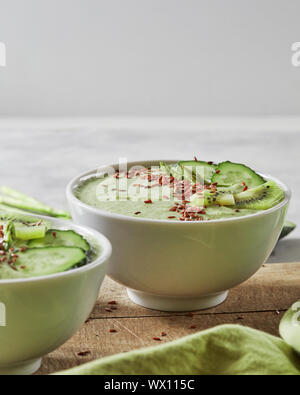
{"left": 0, "top": 211, "right": 96, "bottom": 280}
{"left": 75, "top": 160, "right": 285, "bottom": 222}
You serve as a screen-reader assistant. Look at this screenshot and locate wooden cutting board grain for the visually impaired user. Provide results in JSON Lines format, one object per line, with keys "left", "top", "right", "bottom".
{"left": 37, "top": 263, "right": 300, "bottom": 375}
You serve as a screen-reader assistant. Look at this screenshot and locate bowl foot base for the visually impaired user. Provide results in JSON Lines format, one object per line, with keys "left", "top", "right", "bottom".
{"left": 127, "top": 289, "right": 229, "bottom": 312}
{"left": 0, "top": 358, "right": 42, "bottom": 375}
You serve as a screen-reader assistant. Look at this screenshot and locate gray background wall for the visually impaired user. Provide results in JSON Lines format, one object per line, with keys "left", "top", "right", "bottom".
{"left": 0, "top": 0, "right": 300, "bottom": 117}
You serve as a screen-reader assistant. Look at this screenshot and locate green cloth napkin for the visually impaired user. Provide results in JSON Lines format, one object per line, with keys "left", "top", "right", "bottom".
{"left": 57, "top": 325, "right": 300, "bottom": 375}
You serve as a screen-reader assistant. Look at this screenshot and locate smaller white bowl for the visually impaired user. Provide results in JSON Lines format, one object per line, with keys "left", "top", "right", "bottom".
{"left": 67, "top": 160, "right": 290, "bottom": 313}
{"left": 0, "top": 217, "right": 112, "bottom": 375}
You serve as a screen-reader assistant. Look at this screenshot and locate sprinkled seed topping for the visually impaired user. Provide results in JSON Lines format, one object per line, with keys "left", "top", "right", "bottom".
{"left": 78, "top": 159, "right": 283, "bottom": 224}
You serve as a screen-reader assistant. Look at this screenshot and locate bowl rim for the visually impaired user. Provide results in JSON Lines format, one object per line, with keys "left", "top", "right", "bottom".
{"left": 66, "top": 160, "right": 291, "bottom": 225}
{"left": 0, "top": 216, "right": 112, "bottom": 285}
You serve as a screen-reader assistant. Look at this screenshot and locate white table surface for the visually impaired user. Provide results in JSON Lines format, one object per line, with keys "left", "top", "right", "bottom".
{"left": 0, "top": 117, "right": 299, "bottom": 263}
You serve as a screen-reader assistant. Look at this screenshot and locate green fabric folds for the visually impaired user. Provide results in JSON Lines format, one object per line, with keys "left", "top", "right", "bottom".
{"left": 57, "top": 325, "right": 300, "bottom": 375}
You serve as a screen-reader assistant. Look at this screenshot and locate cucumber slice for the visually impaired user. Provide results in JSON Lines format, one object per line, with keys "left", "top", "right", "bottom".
{"left": 14, "top": 247, "right": 87, "bottom": 277}
{"left": 211, "top": 161, "right": 265, "bottom": 188}
{"left": 0, "top": 208, "right": 50, "bottom": 241}
{"left": 13, "top": 222, "right": 47, "bottom": 241}
{"left": 28, "top": 230, "right": 90, "bottom": 252}
{"left": 178, "top": 161, "right": 217, "bottom": 184}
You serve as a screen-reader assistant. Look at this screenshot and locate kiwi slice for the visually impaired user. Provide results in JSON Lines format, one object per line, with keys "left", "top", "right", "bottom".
{"left": 190, "top": 190, "right": 235, "bottom": 207}
{"left": 217, "top": 183, "right": 245, "bottom": 194}
{"left": 235, "top": 180, "right": 285, "bottom": 210}
{"left": 204, "top": 190, "right": 235, "bottom": 206}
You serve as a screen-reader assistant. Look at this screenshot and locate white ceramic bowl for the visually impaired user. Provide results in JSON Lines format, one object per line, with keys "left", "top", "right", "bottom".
{"left": 0, "top": 217, "right": 111, "bottom": 375}
{"left": 67, "top": 160, "right": 290, "bottom": 312}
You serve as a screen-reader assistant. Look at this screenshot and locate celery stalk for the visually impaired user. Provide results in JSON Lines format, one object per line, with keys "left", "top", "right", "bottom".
{"left": 0, "top": 187, "right": 71, "bottom": 219}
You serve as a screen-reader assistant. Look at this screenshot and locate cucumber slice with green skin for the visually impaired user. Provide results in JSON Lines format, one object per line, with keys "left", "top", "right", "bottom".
{"left": 28, "top": 230, "right": 90, "bottom": 252}
{"left": 235, "top": 180, "right": 285, "bottom": 210}
{"left": 14, "top": 247, "right": 87, "bottom": 277}
{"left": 178, "top": 161, "right": 217, "bottom": 184}
{"left": 13, "top": 222, "right": 47, "bottom": 241}
{"left": 211, "top": 161, "right": 265, "bottom": 188}
{"left": 279, "top": 221, "right": 296, "bottom": 240}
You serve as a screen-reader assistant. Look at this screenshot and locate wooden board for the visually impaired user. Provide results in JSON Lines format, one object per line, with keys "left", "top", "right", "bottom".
{"left": 37, "top": 263, "right": 300, "bottom": 375}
